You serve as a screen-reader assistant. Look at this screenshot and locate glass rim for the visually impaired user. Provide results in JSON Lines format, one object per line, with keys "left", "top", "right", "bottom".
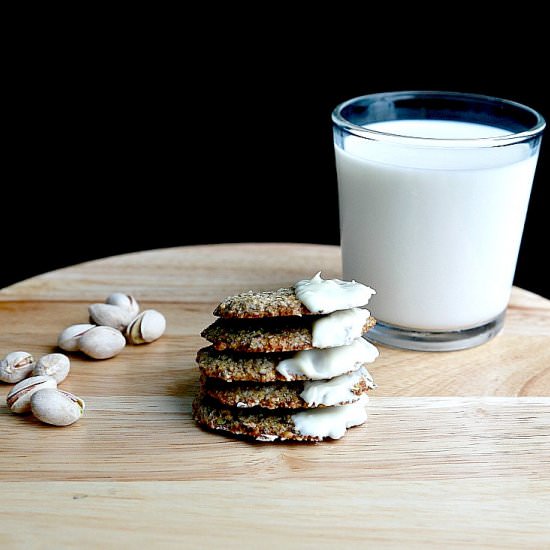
{"left": 332, "top": 91, "right": 546, "bottom": 148}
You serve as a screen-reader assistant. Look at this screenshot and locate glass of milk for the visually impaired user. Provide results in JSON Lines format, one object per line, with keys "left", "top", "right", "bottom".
{"left": 332, "top": 91, "right": 545, "bottom": 351}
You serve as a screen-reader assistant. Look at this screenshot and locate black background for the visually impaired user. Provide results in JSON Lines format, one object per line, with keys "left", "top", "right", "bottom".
{"left": 4, "top": 21, "right": 549, "bottom": 298}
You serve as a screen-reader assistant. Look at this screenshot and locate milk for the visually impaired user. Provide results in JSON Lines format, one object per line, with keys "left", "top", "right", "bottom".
{"left": 335, "top": 120, "right": 539, "bottom": 331}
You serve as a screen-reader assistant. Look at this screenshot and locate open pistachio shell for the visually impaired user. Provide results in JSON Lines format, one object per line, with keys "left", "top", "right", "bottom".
{"left": 126, "top": 309, "right": 166, "bottom": 344}
{"left": 31, "top": 388, "right": 85, "bottom": 426}
{"left": 0, "top": 351, "right": 35, "bottom": 384}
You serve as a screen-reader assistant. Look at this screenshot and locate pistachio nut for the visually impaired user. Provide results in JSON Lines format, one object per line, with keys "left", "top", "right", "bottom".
{"left": 0, "top": 351, "right": 35, "bottom": 384}
{"left": 105, "top": 292, "right": 140, "bottom": 318}
{"left": 58, "top": 324, "right": 96, "bottom": 352}
{"left": 126, "top": 309, "right": 166, "bottom": 344}
{"left": 33, "top": 353, "right": 70, "bottom": 384}
{"left": 31, "top": 388, "right": 85, "bottom": 426}
{"left": 88, "top": 303, "right": 134, "bottom": 331}
{"left": 78, "top": 325, "right": 126, "bottom": 359}
{"left": 6, "top": 375, "right": 57, "bottom": 414}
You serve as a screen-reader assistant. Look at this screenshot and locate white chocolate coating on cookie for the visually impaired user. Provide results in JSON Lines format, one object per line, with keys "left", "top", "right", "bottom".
{"left": 300, "top": 367, "right": 374, "bottom": 407}
{"left": 292, "top": 399, "right": 368, "bottom": 439}
{"left": 294, "top": 272, "right": 375, "bottom": 314}
{"left": 276, "top": 337, "right": 378, "bottom": 380}
{"left": 312, "top": 308, "right": 370, "bottom": 348}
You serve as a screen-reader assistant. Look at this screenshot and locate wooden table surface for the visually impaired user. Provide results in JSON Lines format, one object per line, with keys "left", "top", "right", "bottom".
{"left": 1, "top": 243, "right": 549, "bottom": 549}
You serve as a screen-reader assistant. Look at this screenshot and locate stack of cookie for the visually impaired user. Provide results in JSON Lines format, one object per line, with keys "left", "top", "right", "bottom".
{"left": 193, "top": 273, "right": 379, "bottom": 442}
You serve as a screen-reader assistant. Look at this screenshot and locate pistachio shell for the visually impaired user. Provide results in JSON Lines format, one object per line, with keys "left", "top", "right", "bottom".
{"left": 126, "top": 309, "right": 166, "bottom": 344}
{"left": 0, "top": 351, "right": 35, "bottom": 384}
{"left": 88, "top": 303, "right": 134, "bottom": 331}
{"left": 33, "top": 353, "right": 70, "bottom": 384}
{"left": 6, "top": 375, "right": 57, "bottom": 414}
{"left": 79, "top": 326, "right": 126, "bottom": 359}
{"left": 58, "top": 324, "right": 95, "bottom": 352}
{"left": 31, "top": 388, "right": 85, "bottom": 426}
{"left": 105, "top": 293, "right": 140, "bottom": 317}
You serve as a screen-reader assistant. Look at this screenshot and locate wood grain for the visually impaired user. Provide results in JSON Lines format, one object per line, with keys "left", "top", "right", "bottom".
{"left": 0, "top": 243, "right": 343, "bottom": 303}
{"left": 1, "top": 243, "right": 549, "bottom": 548}
{"left": 1, "top": 397, "right": 549, "bottom": 482}
{"left": 1, "top": 480, "right": 549, "bottom": 549}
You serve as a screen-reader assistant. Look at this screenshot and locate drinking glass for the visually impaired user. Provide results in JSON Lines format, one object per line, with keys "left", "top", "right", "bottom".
{"left": 332, "top": 91, "right": 545, "bottom": 351}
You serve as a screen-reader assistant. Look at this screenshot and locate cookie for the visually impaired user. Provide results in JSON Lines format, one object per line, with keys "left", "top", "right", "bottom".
{"left": 197, "top": 346, "right": 296, "bottom": 382}
{"left": 192, "top": 394, "right": 368, "bottom": 442}
{"left": 213, "top": 274, "right": 375, "bottom": 319}
{"left": 201, "top": 314, "right": 376, "bottom": 353}
{"left": 197, "top": 338, "right": 379, "bottom": 382}
{"left": 214, "top": 287, "right": 311, "bottom": 319}
{"left": 202, "top": 367, "right": 374, "bottom": 409}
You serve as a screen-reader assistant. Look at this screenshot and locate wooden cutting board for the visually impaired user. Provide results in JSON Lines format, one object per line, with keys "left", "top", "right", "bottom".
{"left": 1, "top": 243, "right": 549, "bottom": 548}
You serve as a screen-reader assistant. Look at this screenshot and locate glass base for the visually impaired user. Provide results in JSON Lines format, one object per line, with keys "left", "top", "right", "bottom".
{"left": 365, "top": 310, "right": 506, "bottom": 352}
